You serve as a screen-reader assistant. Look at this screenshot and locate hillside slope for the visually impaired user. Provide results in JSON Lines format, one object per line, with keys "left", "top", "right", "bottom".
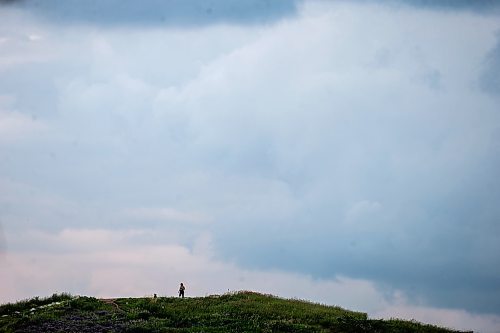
{"left": 0, "top": 292, "right": 471, "bottom": 332}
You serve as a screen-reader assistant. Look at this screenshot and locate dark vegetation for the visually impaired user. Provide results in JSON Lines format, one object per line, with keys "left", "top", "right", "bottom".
{"left": 0, "top": 291, "right": 472, "bottom": 332}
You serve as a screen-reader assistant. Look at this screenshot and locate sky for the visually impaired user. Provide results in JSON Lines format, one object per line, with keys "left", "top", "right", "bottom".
{"left": 1, "top": 0, "right": 500, "bottom": 332}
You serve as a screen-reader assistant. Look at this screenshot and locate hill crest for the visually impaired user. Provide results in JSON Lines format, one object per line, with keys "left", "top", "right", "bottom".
{"left": 0, "top": 291, "right": 472, "bottom": 332}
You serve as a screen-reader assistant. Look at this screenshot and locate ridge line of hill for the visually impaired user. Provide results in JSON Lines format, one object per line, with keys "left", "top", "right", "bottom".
{"left": 0, "top": 291, "right": 473, "bottom": 332}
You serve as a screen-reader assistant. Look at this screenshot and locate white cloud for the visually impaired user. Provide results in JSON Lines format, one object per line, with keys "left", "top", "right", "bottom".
{"left": 0, "top": 109, "right": 46, "bottom": 143}
{"left": 345, "top": 200, "right": 383, "bottom": 223}
{"left": 0, "top": 9, "right": 56, "bottom": 69}
{"left": 0, "top": 95, "right": 46, "bottom": 143}
{"left": 123, "top": 207, "right": 210, "bottom": 224}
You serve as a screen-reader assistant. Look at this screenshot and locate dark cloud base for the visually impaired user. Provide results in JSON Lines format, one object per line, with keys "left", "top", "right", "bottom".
{"left": 1, "top": 0, "right": 300, "bottom": 26}
{"left": 214, "top": 207, "right": 500, "bottom": 315}
{"left": 4, "top": 0, "right": 499, "bottom": 27}
{"left": 402, "top": 0, "right": 500, "bottom": 12}
{"left": 352, "top": 0, "right": 500, "bottom": 14}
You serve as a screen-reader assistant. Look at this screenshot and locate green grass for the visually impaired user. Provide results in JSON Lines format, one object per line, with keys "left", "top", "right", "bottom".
{"left": 0, "top": 291, "right": 472, "bottom": 332}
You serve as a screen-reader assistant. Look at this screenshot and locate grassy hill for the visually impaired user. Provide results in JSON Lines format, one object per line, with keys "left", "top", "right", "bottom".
{"left": 0, "top": 291, "right": 471, "bottom": 332}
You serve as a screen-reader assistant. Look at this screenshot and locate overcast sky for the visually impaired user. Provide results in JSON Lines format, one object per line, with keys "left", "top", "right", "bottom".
{"left": 1, "top": 1, "right": 500, "bottom": 332}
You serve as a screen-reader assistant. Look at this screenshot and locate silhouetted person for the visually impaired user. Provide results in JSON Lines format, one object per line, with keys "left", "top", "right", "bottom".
{"left": 179, "top": 283, "right": 185, "bottom": 298}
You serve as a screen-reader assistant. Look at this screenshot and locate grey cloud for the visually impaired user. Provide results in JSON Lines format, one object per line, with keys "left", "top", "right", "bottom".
{"left": 214, "top": 157, "right": 500, "bottom": 313}
{"left": 2, "top": 0, "right": 300, "bottom": 26}
{"left": 0, "top": 66, "right": 60, "bottom": 118}
{"left": 294, "top": 0, "right": 500, "bottom": 15}
{"left": 348, "top": 0, "right": 500, "bottom": 14}
{"left": 201, "top": 70, "right": 500, "bottom": 313}
{"left": 400, "top": 0, "right": 500, "bottom": 12}
{"left": 480, "top": 32, "right": 500, "bottom": 96}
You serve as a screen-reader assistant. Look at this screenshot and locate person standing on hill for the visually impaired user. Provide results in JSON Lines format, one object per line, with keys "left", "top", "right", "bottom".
{"left": 179, "top": 283, "right": 185, "bottom": 298}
